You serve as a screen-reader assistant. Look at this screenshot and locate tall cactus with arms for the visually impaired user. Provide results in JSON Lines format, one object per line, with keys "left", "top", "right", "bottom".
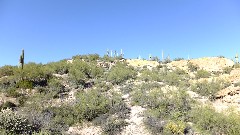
{"left": 19, "top": 49, "right": 24, "bottom": 69}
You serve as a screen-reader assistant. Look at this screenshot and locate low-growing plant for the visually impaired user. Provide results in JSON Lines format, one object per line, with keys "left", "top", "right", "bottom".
{"left": 191, "top": 79, "right": 231, "bottom": 99}
{"left": 6, "top": 88, "right": 21, "bottom": 98}
{"left": 102, "top": 116, "right": 128, "bottom": 135}
{"left": 173, "top": 58, "right": 184, "bottom": 61}
{"left": 164, "top": 121, "right": 186, "bottom": 134}
{"left": 74, "top": 89, "right": 110, "bottom": 121}
{"left": 195, "top": 69, "right": 211, "bottom": 79}
{"left": 16, "top": 80, "right": 33, "bottom": 89}
{"left": 107, "top": 63, "right": 137, "bottom": 85}
{"left": 0, "top": 65, "right": 16, "bottom": 78}
{"left": 0, "top": 101, "right": 17, "bottom": 110}
{"left": 187, "top": 62, "right": 199, "bottom": 72}
{"left": 191, "top": 105, "right": 240, "bottom": 135}
{"left": 223, "top": 66, "right": 233, "bottom": 74}
{"left": 0, "top": 108, "right": 37, "bottom": 134}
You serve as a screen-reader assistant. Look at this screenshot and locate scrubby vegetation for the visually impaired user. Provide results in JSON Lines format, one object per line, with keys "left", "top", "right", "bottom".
{"left": 0, "top": 54, "right": 239, "bottom": 134}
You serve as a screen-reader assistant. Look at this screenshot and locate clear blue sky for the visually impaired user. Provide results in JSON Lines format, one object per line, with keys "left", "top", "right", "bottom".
{"left": 1, "top": 0, "right": 240, "bottom": 66}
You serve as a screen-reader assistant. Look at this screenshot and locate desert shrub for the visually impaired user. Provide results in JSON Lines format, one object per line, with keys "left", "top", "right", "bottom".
{"left": 45, "top": 60, "right": 70, "bottom": 75}
{"left": 72, "top": 54, "right": 100, "bottom": 62}
{"left": 144, "top": 116, "right": 165, "bottom": 134}
{"left": 187, "top": 62, "right": 199, "bottom": 72}
{"left": 223, "top": 66, "right": 233, "bottom": 74}
{"left": 191, "top": 79, "right": 230, "bottom": 99}
{"left": 164, "top": 121, "right": 186, "bottom": 134}
{"left": 234, "top": 63, "right": 240, "bottom": 68}
{"left": 14, "top": 62, "right": 51, "bottom": 87}
{"left": 191, "top": 106, "right": 240, "bottom": 135}
{"left": 0, "top": 65, "right": 16, "bottom": 78}
{"left": 163, "top": 58, "right": 172, "bottom": 64}
{"left": 108, "top": 92, "right": 130, "bottom": 119}
{"left": 164, "top": 72, "right": 180, "bottom": 86}
{"left": 195, "top": 69, "right": 211, "bottom": 79}
{"left": 95, "top": 80, "right": 113, "bottom": 92}
{"left": 107, "top": 63, "right": 137, "bottom": 85}
{"left": 0, "top": 101, "right": 17, "bottom": 110}
{"left": 140, "top": 69, "right": 160, "bottom": 82}
{"left": 234, "top": 81, "right": 240, "bottom": 87}
{"left": 218, "top": 55, "right": 225, "bottom": 58}
{"left": 69, "top": 60, "right": 103, "bottom": 86}
{"left": 43, "top": 105, "right": 76, "bottom": 128}
{"left": 0, "top": 76, "right": 16, "bottom": 89}
{"left": 6, "top": 88, "right": 21, "bottom": 98}
{"left": 173, "top": 58, "right": 184, "bottom": 61}
{"left": 143, "top": 88, "right": 192, "bottom": 134}
{"left": 16, "top": 80, "right": 33, "bottom": 89}
{"left": 47, "top": 78, "right": 67, "bottom": 98}
{"left": 102, "top": 116, "right": 128, "bottom": 135}
{"left": 0, "top": 108, "right": 37, "bottom": 134}
{"left": 74, "top": 89, "right": 110, "bottom": 121}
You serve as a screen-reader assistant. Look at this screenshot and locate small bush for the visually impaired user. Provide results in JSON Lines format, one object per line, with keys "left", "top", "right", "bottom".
{"left": 234, "top": 81, "right": 240, "bottom": 87}
{"left": 195, "top": 69, "right": 211, "bottom": 79}
{"left": 16, "top": 80, "right": 33, "bottom": 89}
{"left": 140, "top": 69, "right": 160, "bottom": 82}
{"left": 6, "top": 88, "right": 21, "bottom": 98}
{"left": 173, "top": 58, "right": 184, "bottom": 61}
{"left": 102, "top": 117, "right": 128, "bottom": 135}
{"left": 107, "top": 63, "right": 137, "bottom": 85}
{"left": 223, "top": 67, "right": 233, "bottom": 74}
{"left": 191, "top": 106, "right": 240, "bottom": 135}
{"left": 0, "top": 108, "right": 36, "bottom": 134}
{"left": 0, "top": 101, "right": 17, "bottom": 110}
{"left": 0, "top": 65, "right": 16, "bottom": 78}
{"left": 187, "top": 62, "right": 198, "bottom": 72}
{"left": 191, "top": 79, "right": 230, "bottom": 99}
{"left": 45, "top": 60, "right": 70, "bottom": 75}
{"left": 164, "top": 121, "right": 186, "bottom": 134}
{"left": 74, "top": 89, "right": 110, "bottom": 121}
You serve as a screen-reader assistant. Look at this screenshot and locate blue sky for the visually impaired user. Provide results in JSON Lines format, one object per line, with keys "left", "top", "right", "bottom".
{"left": 1, "top": 0, "right": 240, "bottom": 66}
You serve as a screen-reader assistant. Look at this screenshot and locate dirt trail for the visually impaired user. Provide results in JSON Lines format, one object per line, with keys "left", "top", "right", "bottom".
{"left": 120, "top": 93, "right": 151, "bottom": 135}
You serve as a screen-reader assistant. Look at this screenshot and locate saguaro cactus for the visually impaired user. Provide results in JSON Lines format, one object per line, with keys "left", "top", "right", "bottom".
{"left": 236, "top": 53, "right": 239, "bottom": 63}
{"left": 19, "top": 49, "right": 24, "bottom": 69}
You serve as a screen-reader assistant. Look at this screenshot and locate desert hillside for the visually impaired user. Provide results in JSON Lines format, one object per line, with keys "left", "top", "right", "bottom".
{"left": 1, "top": 54, "right": 240, "bottom": 135}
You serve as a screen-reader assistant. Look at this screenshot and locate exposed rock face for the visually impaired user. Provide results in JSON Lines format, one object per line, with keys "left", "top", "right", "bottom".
{"left": 169, "top": 57, "right": 234, "bottom": 72}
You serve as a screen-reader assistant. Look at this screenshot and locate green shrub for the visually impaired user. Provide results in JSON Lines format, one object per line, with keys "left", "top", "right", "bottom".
{"left": 191, "top": 79, "right": 230, "bottom": 99}
{"left": 14, "top": 62, "right": 51, "bottom": 85}
{"left": 143, "top": 88, "right": 192, "bottom": 134}
{"left": 164, "top": 121, "right": 186, "bottom": 134}
{"left": 72, "top": 54, "right": 100, "bottom": 62}
{"left": 102, "top": 117, "right": 128, "bottom": 135}
{"left": 0, "top": 108, "right": 36, "bottom": 134}
{"left": 107, "top": 63, "right": 137, "bottom": 85}
{"left": 140, "top": 69, "right": 160, "bottom": 82}
{"left": 191, "top": 106, "right": 240, "bottom": 135}
{"left": 6, "top": 88, "right": 21, "bottom": 98}
{"left": 69, "top": 60, "right": 103, "bottom": 86}
{"left": 74, "top": 89, "right": 110, "bottom": 121}
{"left": 234, "top": 63, "right": 240, "bottom": 68}
{"left": 45, "top": 60, "right": 70, "bottom": 75}
{"left": 187, "top": 62, "right": 198, "bottom": 72}
{"left": 223, "top": 67, "right": 233, "bottom": 74}
{"left": 0, "top": 101, "right": 16, "bottom": 110}
{"left": 234, "top": 81, "right": 240, "bottom": 87}
{"left": 0, "top": 76, "right": 17, "bottom": 89}
{"left": 173, "top": 58, "right": 184, "bottom": 61}
{"left": 16, "top": 80, "right": 33, "bottom": 89}
{"left": 0, "top": 65, "right": 16, "bottom": 78}
{"left": 195, "top": 69, "right": 211, "bottom": 79}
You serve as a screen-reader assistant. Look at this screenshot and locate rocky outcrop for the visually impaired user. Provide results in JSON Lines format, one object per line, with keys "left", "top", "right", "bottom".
{"left": 169, "top": 57, "right": 234, "bottom": 72}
